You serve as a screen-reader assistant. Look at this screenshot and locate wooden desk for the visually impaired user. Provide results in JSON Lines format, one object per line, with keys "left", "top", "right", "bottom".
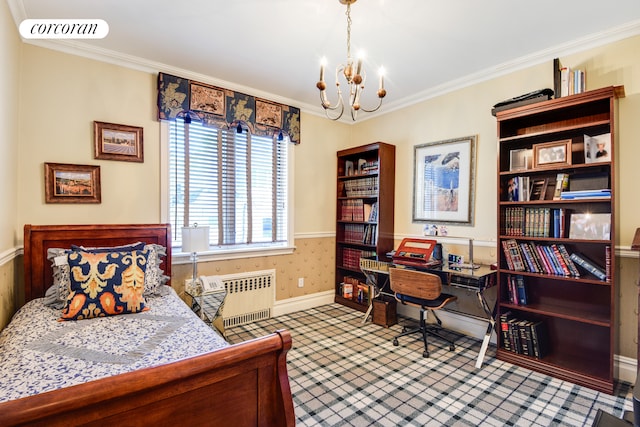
{"left": 361, "top": 258, "right": 497, "bottom": 368}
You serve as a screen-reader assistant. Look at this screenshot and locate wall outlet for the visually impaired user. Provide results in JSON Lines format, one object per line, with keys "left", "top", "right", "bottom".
{"left": 298, "top": 277, "right": 304, "bottom": 288}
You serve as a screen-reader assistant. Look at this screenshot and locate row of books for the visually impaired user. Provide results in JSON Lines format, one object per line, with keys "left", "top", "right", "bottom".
{"left": 500, "top": 311, "right": 550, "bottom": 359}
{"left": 502, "top": 239, "right": 580, "bottom": 277}
{"left": 343, "top": 177, "right": 378, "bottom": 197}
{"left": 554, "top": 58, "right": 586, "bottom": 98}
{"left": 505, "top": 274, "right": 528, "bottom": 306}
{"left": 503, "top": 207, "right": 566, "bottom": 238}
{"left": 341, "top": 248, "right": 376, "bottom": 270}
{"left": 342, "top": 223, "right": 378, "bottom": 245}
{"left": 340, "top": 200, "right": 377, "bottom": 222}
{"left": 344, "top": 159, "right": 378, "bottom": 176}
{"left": 340, "top": 276, "right": 371, "bottom": 304}
{"left": 502, "top": 239, "right": 609, "bottom": 281}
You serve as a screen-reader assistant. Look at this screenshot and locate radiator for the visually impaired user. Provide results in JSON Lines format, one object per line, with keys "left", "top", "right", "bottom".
{"left": 203, "top": 269, "right": 275, "bottom": 328}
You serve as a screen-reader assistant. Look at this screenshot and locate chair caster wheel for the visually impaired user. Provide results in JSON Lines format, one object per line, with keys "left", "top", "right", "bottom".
{"left": 393, "top": 339, "right": 399, "bottom": 346}
{"left": 402, "top": 327, "right": 407, "bottom": 333}
{"left": 422, "top": 351, "right": 429, "bottom": 358}
{"left": 449, "top": 345, "right": 455, "bottom": 351}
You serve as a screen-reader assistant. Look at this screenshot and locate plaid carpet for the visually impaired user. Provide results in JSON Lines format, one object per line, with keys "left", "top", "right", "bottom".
{"left": 226, "top": 303, "right": 634, "bottom": 426}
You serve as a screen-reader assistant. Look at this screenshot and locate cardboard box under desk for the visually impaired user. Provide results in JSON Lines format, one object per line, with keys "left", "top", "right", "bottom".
{"left": 373, "top": 294, "right": 397, "bottom": 327}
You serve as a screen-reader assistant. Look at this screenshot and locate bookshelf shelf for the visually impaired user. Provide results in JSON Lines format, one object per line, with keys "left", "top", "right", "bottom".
{"left": 495, "top": 86, "right": 623, "bottom": 394}
{"left": 335, "top": 142, "right": 395, "bottom": 312}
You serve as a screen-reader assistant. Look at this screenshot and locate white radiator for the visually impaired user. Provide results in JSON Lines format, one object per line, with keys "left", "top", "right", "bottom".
{"left": 203, "top": 269, "right": 275, "bottom": 328}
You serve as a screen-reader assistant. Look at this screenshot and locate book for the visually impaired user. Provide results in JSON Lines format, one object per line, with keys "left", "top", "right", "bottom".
{"left": 502, "top": 241, "right": 515, "bottom": 270}
{"left": 529, "top": 321, "right": 550, "bottom": 359}
{"left": 514, "top": 275, "right": 527, "bottom": 305}
{"left": 569, "top": 252, "right": 607, "bottom": 281}
{"left": 553, "top": 58, "right": 562, "bottom": 98}
{"left": 556, "top": 244, "right": 581, "bottom": 278}
{"left": 500, "top": 311, "right": 515, "bottom": 352}
{"left": 503, "top": 239, "right": 525, "bottom": 271}
{"left": 568, "top": 213, "right": 611, "bottom": 240}
{"left": 553, "top": 173, "right": 569, "bottom": 200}
{"left": 560, "top": 66, "right": 571, "bottom": 97}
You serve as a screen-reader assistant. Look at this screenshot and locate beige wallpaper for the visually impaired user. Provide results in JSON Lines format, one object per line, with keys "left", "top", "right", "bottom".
{"left": 171, "top": 237, "right": 336, "bottom": 301}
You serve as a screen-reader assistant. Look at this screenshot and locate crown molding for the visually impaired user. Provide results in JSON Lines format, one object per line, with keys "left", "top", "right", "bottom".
{"left": 7, "top": 2, "right": 640, "bottom": 124}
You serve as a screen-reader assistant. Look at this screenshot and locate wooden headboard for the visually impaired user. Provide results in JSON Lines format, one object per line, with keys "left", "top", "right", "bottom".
{"left": 23, "top": 224, "right": 172, "bottom": 303}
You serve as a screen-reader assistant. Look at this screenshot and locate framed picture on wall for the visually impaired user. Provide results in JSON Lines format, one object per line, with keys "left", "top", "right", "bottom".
{"left": 413, "top": 135, "right": 476, "bottom": 224}
{"left": 44, "top": 162, "right": 101, "bottom": 204}
{"left": 94, "top": 121, "right": 144, "bottom": 162}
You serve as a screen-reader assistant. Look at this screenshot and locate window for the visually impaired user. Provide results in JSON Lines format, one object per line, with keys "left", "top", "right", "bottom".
{"left": 168, "top": 119, "right": 290, "bottom": 253}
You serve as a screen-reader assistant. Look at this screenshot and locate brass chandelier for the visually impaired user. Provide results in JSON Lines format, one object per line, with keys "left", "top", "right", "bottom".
{"left": 316, "top": 0, "right": 386, "bottom": 121}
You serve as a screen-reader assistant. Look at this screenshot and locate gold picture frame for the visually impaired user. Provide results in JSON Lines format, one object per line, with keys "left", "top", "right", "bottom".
{"left": 533, "top": 139, "right": 572, "bottom": 169}
{"left": 45, "top": 162, "right": 101, "bottom": 204}
{"left": 94, "top": 121, "right": 144, "bottom": 162}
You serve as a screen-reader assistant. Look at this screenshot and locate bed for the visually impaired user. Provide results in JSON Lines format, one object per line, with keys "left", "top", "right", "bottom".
{"left": 0, "top": 224, "right": 295, "bottom": 427}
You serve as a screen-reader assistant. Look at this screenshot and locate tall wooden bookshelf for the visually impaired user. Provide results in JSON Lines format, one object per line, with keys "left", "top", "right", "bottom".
{"left": 335, "top": 142, "right": 395, "bottom": 312}
{"left": 495, "top": 86, "right": 624, "bottom": 394}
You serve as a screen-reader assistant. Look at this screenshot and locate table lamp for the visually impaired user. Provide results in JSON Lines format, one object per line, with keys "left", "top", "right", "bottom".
{"left": 182, "top": 224, "right": 210, "bottom": 292}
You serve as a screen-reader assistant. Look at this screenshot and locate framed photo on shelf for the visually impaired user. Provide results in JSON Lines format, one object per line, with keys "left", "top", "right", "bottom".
{"left": 413, "top": 135, "right": 476, "bottom": 224}
{"left": 533, "top": 139, "right": 571, "bottom": 168}
{"left": 94, "top": 121, "right": 144, "bottom": 162}
{"left": 509, "top": 148, "right": 532, "bottom": 171}
{"left": 584, "top": 133, "right": 611, "bottom": 163}
{"left": 44, "top": 162, "right": 101, "bottom": 204}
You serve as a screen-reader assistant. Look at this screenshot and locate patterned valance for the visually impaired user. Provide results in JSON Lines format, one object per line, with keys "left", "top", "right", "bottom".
{"left": 157, "top": 73, "right": 300, "bottom": 144}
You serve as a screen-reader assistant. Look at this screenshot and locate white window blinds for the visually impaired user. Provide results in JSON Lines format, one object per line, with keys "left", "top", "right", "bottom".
{"left": 169, "top": 120, "right": 288, "bottom": 250}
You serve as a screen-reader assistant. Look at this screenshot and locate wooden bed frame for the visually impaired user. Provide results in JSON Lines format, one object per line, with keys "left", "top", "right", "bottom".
{"left": 0, "top": 224, "right": 295, "bottom": 427}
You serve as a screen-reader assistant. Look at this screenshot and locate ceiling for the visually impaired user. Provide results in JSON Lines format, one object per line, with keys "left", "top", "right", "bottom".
{"left": 8, "top": 0, "right": 640, "bottom": 121}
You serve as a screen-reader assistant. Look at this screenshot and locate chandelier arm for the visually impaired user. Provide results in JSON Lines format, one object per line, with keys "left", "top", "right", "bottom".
{"left": 324, "top": 100, "right": 345, "bottom": 121}
{"left": 358, "top": 97, "right": 384, "bottom": 113}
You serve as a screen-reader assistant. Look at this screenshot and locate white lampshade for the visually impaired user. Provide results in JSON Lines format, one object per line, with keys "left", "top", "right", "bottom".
{"left": 181, "top": 225, "right": 210, "bottom": 253}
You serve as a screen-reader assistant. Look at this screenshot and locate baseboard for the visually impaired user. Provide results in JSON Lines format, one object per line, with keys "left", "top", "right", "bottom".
{"left": 272, "top": 290, "right": 335, "bottom": 317}
{"left": 616, "top": 354, "right": 638, "bottom": 384}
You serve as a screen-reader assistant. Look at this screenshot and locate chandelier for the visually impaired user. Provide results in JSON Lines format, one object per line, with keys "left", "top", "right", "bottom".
{"left": 316, "top": 0, "right": 386, "bottom": 121}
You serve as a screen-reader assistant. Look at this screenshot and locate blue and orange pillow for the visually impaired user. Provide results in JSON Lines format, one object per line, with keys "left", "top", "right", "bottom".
{"left": 59, "top": 248, "right": 151, "bottom": 321}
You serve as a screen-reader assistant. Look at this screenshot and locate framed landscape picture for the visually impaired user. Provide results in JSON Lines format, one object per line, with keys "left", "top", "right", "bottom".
{"left": 94, "top": 121, "right": 144, "bottom": 162}
{"left": 44, "top": 163, "right": 101, "bottom": 204}
{"left": 413, "top": 135, "right": 476, "bottom": 224}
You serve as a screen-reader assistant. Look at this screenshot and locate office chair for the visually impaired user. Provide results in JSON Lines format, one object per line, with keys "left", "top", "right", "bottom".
{"left": 389, "top": 267, "right": 458, "bottom": 358}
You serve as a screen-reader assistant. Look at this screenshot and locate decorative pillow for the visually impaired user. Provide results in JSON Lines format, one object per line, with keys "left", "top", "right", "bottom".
{"left": 60, "top": 249, "right": 151, "bottom": 321}
{"left": 72, "top": 243, "right": 165, "bottom": 295}
{"left": 46, "top": 243, "right": 168, "bottom": 307}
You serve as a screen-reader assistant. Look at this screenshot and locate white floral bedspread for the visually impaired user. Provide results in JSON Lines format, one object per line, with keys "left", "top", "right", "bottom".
{"left": 0, "top": 287, "right": 228, "bottom": 402}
